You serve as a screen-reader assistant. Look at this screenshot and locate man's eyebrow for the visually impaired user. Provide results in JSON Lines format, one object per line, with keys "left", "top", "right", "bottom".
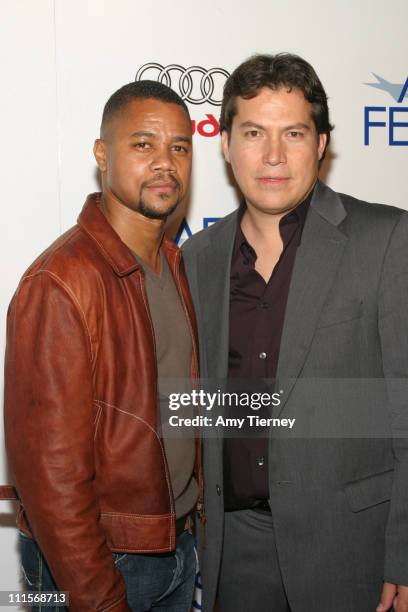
{"left": 171, "top": 135, "right": 192, "bottom": 144}
{"left": 238, "top": 121, "right": 265, "bottom": 130}
{"left": 285, "top": 123, "right": 311, "bottom": 130}
{"left": 129, "top": 131, "right": 191, "bottom": 143}
{"left": 237, "top": 121, "right": 311, "bottom": 131}
{"left": 130, "top": 131, "right": 156, "bottom": 138}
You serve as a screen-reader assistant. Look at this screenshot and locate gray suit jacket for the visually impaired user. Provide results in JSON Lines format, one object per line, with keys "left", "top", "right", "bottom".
{"left": 182, "top": 181, "right": 408, "bottom": 611}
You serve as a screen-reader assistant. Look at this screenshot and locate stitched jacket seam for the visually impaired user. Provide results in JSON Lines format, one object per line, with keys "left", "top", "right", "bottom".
{"left": 21, "top": 270, "right": 94, "bottom": 362}
{"left": 94, "top": 400, "right": 173, "bottom": 510}
{"left": 101, "top": 593, "right": 127, "bottom": 611}
{"left": 80, "top": 225, "right": 137, "bottom": 276}
{"left": 101, "top": 512, "right": 173, "bottom": 519}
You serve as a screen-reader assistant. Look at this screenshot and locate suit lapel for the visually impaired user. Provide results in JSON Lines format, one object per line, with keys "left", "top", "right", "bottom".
{"left": 198, "top": 212, "right": 238, "bottom": 379}
{"left": 196, "top": 213, "right": 237, "bottom": 453}
{"left": 275, "top": 182, "right": 348, "bottom": 416}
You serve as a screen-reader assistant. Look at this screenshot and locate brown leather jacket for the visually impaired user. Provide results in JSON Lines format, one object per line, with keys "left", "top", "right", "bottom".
{"left": 3, "top": 193, "right": 203, "bottom": 611}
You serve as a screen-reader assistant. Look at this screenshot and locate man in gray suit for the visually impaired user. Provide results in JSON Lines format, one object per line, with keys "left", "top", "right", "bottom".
{"left": 182, "top": 54, "right": 408, "bottom": 611}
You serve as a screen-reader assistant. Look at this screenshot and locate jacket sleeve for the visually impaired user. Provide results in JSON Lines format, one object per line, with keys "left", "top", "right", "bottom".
{"left": 4, "top": 270, "right": 130, "bottom": 611}
{"left": 378, "top": 212, "right": 408, "bottom": 586}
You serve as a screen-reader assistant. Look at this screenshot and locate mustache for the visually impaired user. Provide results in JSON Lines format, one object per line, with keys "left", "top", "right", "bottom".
{"left": 142, "top": 174, "right": 180, "bottom": 190}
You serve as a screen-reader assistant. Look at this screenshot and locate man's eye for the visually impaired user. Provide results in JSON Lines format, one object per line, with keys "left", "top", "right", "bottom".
{"left": 245, "top": 130, "right": 259, "bottom": 138}
{"left": 134, "top": 142, "right": 150, "bottom": 149}
{"left": 172, "top": 145, "right": 188, "bottom": 153}
{"left": 288, "top": 131, "right": 302, "bottom": 138}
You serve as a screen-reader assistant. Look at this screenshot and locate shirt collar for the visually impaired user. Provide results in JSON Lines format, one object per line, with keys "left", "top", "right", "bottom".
{"left": 234, "top": 184, "right": 315, "bottom": 259}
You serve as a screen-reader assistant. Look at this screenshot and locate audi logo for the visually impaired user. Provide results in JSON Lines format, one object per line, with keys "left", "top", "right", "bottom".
{"left": 135, "top": 63, "right": 230, "bottom": 106}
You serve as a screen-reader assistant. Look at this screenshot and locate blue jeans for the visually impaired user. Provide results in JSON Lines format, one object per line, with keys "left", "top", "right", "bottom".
{"left": 19, "top": 530, "right": 196, "bottom": 611}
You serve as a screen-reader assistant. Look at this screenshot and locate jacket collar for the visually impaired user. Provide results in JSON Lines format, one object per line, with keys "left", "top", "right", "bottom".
{"left": 310, "top": 180, "right": 347, "bottom": 227}
{"left": 206, "top": 180, "right": 347, "bottom": 248}
{"left": 195, "top": 179, "right": 348, "bottom": 382}
{"left": 77, "top": 193, "right": 179, "bottom": 277}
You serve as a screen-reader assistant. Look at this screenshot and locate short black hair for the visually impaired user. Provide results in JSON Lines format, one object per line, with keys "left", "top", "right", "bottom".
{"left": 101, "top": 80, "right": 190, "bottom": 134}
{"left": 220, "top": 53, "right": 333, "bottom": 157}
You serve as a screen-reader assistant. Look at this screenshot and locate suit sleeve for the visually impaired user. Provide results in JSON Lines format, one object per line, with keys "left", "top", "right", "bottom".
{"left": 378, "top": 212, "right": 408, "bottom": 586}
{"left": 4, "top": 271, "right": 130, "bottom": 611}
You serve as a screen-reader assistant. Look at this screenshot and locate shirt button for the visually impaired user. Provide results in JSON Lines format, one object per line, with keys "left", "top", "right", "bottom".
{"left": 259, "top": 352, "right": 267, "bottom": 360}
{"left": 257, "top": 456, "right": 265, "bottom": 467}
{"left": 216, "top": 485, "right": 222, "bottom": 496}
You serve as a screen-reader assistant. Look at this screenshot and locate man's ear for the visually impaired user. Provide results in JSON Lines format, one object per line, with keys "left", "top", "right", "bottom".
{"left": 317, "top": 133, "right": 327, "bottom": 161}
{"left": 221, "top": 130, "right": 231, "bottom": 164}
{"left": 93, "top": 139, "right": 107, "bottom": 172}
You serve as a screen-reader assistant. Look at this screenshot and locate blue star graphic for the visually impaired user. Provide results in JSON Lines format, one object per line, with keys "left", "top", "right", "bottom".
{"left": 364, "top": 73, "right": 408, "bottom": 103}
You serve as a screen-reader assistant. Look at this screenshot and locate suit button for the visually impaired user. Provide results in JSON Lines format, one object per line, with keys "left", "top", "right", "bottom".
{"left": 259, "top": 352, "right": 267, "bottom": 360}
{"left": 257, "top": 456, "right": 265, "bottom": 467}
{"left": 216, "top": 485, "right": 221, "bottom": 496}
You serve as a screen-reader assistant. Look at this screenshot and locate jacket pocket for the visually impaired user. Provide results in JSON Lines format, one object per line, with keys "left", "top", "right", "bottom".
{"left": 344, "top": 468, "right": 394, "bottom": 513}
{"left": 318, "top": 298, "right": 363, "bottom": 329}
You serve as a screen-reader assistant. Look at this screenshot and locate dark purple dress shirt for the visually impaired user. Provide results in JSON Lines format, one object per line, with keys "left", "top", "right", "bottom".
{"left": 224, "top": 191, "right": 312, "bottom": 510}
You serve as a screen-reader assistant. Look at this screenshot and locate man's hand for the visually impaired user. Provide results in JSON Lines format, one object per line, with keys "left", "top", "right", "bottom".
{"left": 377, "top": 582, "right": 408, "bottom": 611}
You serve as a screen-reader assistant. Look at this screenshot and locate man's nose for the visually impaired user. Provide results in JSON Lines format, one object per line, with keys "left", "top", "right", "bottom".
{"left": 150, "top": 146, "right": 176, "bottom": 172}
{"left": 262, "top": 137, "right": 286, "bottom": 166}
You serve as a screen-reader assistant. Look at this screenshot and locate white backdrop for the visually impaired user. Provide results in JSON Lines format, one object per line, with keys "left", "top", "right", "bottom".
{"left": 1, "top": 0, "right": 407, "bottom": 605}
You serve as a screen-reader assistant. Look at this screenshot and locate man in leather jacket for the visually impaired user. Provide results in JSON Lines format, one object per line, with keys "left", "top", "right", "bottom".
{"left": 1, "top": 80, "right": 203, "bottom": 611}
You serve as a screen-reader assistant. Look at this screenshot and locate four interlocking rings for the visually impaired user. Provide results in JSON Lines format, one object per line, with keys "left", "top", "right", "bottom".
{"left": 135, "top": 63, "right": 230, "bottom": 106}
